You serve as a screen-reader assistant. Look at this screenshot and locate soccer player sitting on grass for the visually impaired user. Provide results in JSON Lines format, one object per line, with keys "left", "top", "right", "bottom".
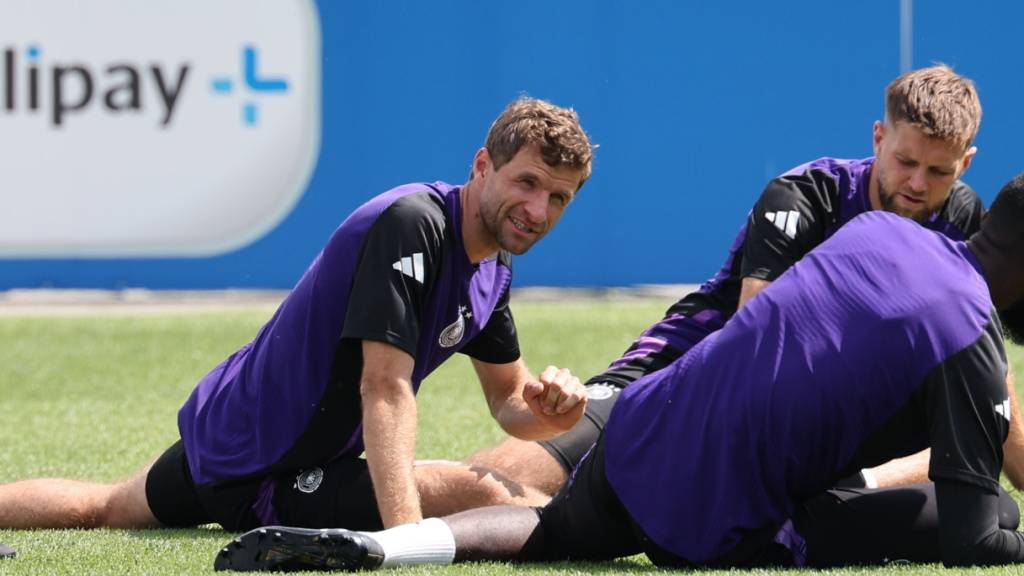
{"left": 218, "top": 171, "right": 1024, "bottom": 571}
{"left": 0, "top": 97, "right": 593, "bottom": 533}
{"left": 462, "top": 63, "right": 1024, "bottom": 501}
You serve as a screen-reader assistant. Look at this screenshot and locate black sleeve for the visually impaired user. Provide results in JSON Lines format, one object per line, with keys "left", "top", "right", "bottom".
{"left": 926, "top": 314, "right": 1010, "bottom": 494}
{"left": 459, "top": 254, "right": 521, "bottom": 364}
{"left": 740, "top": 169, "right": 835, "bottom": 281}
{"left": 340, "top": 193, "right": 446, "bottom": 358}
{"left": 939, "top": 180, "right": 987, "bottom": 239}
{"left": 936, "top": 480, "right": 1024, "bottom": 566}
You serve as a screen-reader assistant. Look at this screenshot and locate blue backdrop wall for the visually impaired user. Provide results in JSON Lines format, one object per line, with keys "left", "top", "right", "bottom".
{"left": 2, "top": 0, "right": 1021, "bottom": 289}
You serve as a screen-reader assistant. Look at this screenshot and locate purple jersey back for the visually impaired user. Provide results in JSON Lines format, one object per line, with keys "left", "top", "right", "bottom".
{"left": 604, "top": 211, "right": 992, "bottom": 563}
{"left": 178, "top": 182, "right": 513, "bottom": 485}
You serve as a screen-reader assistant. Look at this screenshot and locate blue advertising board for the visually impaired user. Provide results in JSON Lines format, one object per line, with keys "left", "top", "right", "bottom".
{"left": 1, "top": 0, "right": 1021, "bottom": 288}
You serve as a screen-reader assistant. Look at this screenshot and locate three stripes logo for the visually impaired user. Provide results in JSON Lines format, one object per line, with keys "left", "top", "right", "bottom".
{"left": 996, "top": 398, "right": 1012, "bottom": 422}
{"left": 764, "top": 210, "right": 800, "bottom": 239}
{"left": 392, "top": 252, "right": 424, "bottom": 284}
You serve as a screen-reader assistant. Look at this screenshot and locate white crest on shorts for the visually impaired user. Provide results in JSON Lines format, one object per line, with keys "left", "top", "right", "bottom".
{"left": 438, "top": 305, "right": 471, "bottom": 348}
{"left": 295, "top": 467, "right": 324, "bottom": 494}
{"left": 586, "top": 383, "right": 619, "bottom": 401}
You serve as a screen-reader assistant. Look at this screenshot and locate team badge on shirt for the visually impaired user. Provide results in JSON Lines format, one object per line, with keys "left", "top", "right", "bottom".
{"left": 295, "top": 467, "right": 324, "bottom": 493}
{"left": 586, "top": 382, "right": 620, "bottom": 401}
{"left": 439, "top": 305, "right": 473, "bottom": 348}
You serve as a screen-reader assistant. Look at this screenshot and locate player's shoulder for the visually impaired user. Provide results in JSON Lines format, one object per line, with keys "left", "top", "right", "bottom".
{"left": 347, "top": 183, "right": 456, "bottom": 249}
{"left": 942, "top": 179, "right": 984, "bottom": 214}
{"left": 762, "top": 157, "right": 869, "bottom": 204}
{"left": 775, "top": 157, "right": 869, "bottom": 185}
{"left": 376, "top": 184, "right": 450, "bottom": 228}
{"left": 934, "top": 179, "right": 985, "bottom": 238}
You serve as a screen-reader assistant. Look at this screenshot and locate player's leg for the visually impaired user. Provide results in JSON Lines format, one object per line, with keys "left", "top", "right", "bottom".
{"left": 794, "top": 483, "right": 1020, "bottom": 567}
{"left": 383, "top": 439, "right": 644, "bottom": 566}
{"left": 415, "top": 460, "right": 550, "bottom": 516}
{"left": 460, "top": 438, "right": 567, "bottom": 497}
{"left": 0, "top": 460, "right": 160, "bottom": 529}
{"left": 456, "top": 380, "right": 623, "bottom": 501}
{"left": 271, "top": 458, "right": 383, "bottom": 531}
{"left": 214, "top": 436, "right": 644, "bottom": 571}
{"left": 458, "top": 317, "right": 702, "bottom": 501}
{"left": 0, "top": 543, "right": 15, "bottom": 559}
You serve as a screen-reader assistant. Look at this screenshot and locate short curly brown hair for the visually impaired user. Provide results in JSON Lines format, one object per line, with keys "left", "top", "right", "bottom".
{"left": 482, "top": 97, "right": 594, "bottom": 189}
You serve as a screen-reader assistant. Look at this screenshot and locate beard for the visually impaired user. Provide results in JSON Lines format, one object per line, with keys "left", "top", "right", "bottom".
{"left": 999, "top": 299, "right": 1024, "bottom": 346}
{"left": 875, "top": 166, "right": 934, "bottom": 224}
{"left": 479, "top": 198, "right": 535, "bottom": 256}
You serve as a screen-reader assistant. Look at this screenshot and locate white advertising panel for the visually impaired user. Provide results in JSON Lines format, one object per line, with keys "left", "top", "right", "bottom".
{"left": 0, "top": 0, "right": 321, "bottom": 256}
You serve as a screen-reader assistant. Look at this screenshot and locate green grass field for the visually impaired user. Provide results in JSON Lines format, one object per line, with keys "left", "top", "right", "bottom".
{"left": 1, "top": 299, "right": 1023, "bottom": 575}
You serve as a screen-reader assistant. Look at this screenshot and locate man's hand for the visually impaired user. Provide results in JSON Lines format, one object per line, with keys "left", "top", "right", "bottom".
{"left": 522, "top": 365, "right": 587, "bottom": 433}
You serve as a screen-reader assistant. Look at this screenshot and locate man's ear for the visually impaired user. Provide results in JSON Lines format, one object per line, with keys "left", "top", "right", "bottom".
{"left": 472, "top": 148, "right": 491, "bottom": 181}
{"left": 958, "top": 145, "right": 978, "bottom": 176}
{"left": 872, "top": 120, "right": 886, "bottom": 158}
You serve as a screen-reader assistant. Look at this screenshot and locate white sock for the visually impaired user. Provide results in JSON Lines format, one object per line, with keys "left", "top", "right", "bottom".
{"left": 359, "top": 517, "right": 456, "bottom": 567}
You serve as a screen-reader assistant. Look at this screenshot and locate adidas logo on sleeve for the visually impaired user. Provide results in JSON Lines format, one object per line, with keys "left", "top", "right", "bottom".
{"left": 996, "top": 399, "right": 1012, "bottom": 422}
{"left": 392, "top": 253, "right": 424, "bottom": 284}
{"left": 765, "top": 210, "right": 800, "bottom": 239}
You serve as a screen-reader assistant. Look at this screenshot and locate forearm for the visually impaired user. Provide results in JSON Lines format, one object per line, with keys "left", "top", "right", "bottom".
{"left": 477, "top": 360, "right": 555, "bottom": 440}
{"left": 475, "top": 360, "right": 586, "bottom": 441}
{"left": 494, "top": 400, "right": 563, "bottom": 441}
{"left": 1001, "top": 368, "right": 1024, "bottom": 489}
{"left": 362, "top": 380, "right": 421, "bottom": 528}
{"left": 863, "top": 450, "right": 931, "bottom": 488}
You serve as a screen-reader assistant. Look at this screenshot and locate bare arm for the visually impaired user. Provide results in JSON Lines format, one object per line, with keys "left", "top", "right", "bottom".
{"left": 472, "top": 358, "right": 586, "bottom": 441}
{"left": 360, "top": 340, "right": 421, "bottom": 528}
{"left": 863, "top": 450, "right": 931, "bottom": 487}
{"left": 738, "top": 277, "right": 772, "bottom": 310}
{"left": 999, "top": 364, "right": 1024, "bottom": 489}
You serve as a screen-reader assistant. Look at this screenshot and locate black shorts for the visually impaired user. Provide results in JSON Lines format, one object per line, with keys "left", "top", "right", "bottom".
{"left": 537, "top": 380, "right": 623, "bottom": 472}
{"left": 145, "top": 440, "right": 384, "bottom": 532}
{"left": 794, "top": 483, "right": 1020, "bottom": 567}
{"left": 533, "top": 435, "right": 651, "bottom": 561}
{"left": 536, "top": 434, "right": 799, "bottom": 568}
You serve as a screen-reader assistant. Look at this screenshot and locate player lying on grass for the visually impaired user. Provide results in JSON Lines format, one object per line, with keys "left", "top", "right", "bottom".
{"left": 218, "top": 171, "right": 1024, "bottom": 571}
{"left": 463, "top": 63, "right": 1024, "bottom": 501}
{"left": 0, "top": 97, "right": 593, "bottom": 532}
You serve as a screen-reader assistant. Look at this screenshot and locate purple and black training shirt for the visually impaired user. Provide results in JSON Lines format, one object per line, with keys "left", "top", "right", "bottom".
{"left": 178, "top": 182, "right": 520, "bottom": 486}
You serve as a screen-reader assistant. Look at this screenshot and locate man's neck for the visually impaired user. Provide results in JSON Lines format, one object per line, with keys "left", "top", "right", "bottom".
{"left": 459, "top": 181, "right": 499, "bottom": 264}
{"left": 867, "top": 163, "right": 882, "bottom": 211}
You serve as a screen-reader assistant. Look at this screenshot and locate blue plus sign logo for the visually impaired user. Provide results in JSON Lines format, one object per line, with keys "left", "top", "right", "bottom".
{"left": 211, "top": 46, "right": 289, "bottom": 127}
